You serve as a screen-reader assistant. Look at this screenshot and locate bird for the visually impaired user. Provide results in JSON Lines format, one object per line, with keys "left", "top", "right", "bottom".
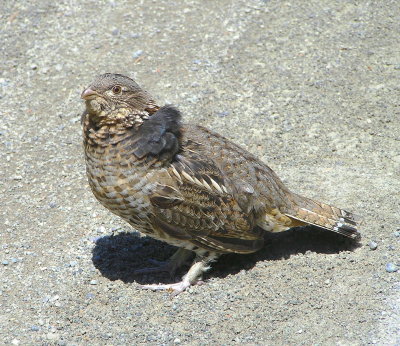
{"left": 81, "top": 73, "right": 361, "bottom": 293}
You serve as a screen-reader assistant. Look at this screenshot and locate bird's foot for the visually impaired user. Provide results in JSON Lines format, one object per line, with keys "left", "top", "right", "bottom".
{"left": 139, "top": 279, "right": 204, "bottom": 295}
{"left": 137, "top": 252, "right": 218, "bottom": 294}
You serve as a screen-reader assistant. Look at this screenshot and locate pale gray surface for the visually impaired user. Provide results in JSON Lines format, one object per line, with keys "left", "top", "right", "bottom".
{"left": 1, "top": 0, "right": 399, "bottom": 345}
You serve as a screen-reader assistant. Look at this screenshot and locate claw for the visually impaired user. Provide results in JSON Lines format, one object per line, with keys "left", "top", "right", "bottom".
{"left": 139, "top": 279, "right": 205, "bottom": 295}
{"left": 137, "top": 253, "right": 218, "bottom": 294}
{"left": 139, "top": 281, "right": 191, "bottom": 294}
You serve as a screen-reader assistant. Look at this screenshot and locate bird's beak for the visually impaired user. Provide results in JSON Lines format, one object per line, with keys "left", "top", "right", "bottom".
{"left": 81, "top": 88, "right": 97, "bottom": 100}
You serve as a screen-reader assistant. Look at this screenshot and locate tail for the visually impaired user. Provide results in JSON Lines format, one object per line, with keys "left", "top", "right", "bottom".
{"left": 284, "top": 194, "right": 361, "bottom": 240}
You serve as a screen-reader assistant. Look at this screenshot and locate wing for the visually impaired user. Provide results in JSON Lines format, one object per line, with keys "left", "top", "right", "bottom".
{"left": 149, "top": 148, "right": 264, "bottom": 254}
{"left": 129, "top": 106, "right": 182, "bottom": 159}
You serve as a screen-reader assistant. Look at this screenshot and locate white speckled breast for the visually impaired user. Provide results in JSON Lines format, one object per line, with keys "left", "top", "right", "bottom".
{"left": 85, "top": 146, "right": 203, "bottom": 251}
{"left": 84, "top": 136, "right": 159, "bottom": 234}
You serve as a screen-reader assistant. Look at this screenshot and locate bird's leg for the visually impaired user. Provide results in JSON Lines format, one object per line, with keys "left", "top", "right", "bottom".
{"left": 139, "top": 252, "right": 218, "bottom": 294}
{"left": 134, "top": 248, "right": 193, "bottom": 278}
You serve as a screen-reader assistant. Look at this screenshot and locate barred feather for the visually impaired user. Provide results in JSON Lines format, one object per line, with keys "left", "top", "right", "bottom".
{"left": 285, "top": 194, "right": 361, "bottom": 240}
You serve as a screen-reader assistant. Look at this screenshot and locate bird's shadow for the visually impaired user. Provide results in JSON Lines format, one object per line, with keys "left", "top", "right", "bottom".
{"left": 91, "top": 227, "right": 361, "bottom": 285}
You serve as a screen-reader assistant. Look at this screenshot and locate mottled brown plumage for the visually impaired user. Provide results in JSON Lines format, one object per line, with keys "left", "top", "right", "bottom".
{"left": 81, "top": 73, "right": 361, "bottom": 293}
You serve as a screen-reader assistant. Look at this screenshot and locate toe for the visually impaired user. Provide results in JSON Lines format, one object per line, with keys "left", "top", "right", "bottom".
{"left": 138, "top": 281, "right": 191, "bottom": 294}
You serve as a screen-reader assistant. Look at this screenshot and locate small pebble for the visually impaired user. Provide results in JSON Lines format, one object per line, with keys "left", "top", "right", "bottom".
{"left": 0, "top": 78, "right": 10, "bottom": 87}
{"left": 11, "top": 258, "right": 18, "bottom": 263}
{"left": 368, "top": 241, "right": 378, "bottom": 250}
{"left": 31, "top": 326, "right": 40, "bottom": 331}
{"left": 96, "top": 226, "right": 106, "bottom": 233}
{"left": 50, "top": 295, "right": 59, "bottom": 302}
{"left": 69, "top": 260, "right": 77, "bottom": 267}
{"left": 132, "top": 50, "right": 143, "bottom": 59}
{"left": 46, "top": 333, "right": 60, "bottom": 341}
{"left": 111, "top": 28, "right": 120, "bottom": 36}
{"left": 2, "top": 260, "right": 9, "bottom": 265}
{"left": 49, "top": 202, "right": 57, "bottom": 208}
{"left": 394, "top": 231, "right": 400, "bottom": 237}
{"left": 89, "top": 236, "right": 101, "bottom": 243}
{"left": 90, "top": 279, "right": 98, "bottom": 285}
{"left": 216, "top": 111, "right": 229, "bottom": 117}
{"left": 385, "top": 263, "right": 398, "bottom": 273}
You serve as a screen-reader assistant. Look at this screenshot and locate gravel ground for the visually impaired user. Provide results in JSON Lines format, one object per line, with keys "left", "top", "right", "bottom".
{"left": 1, "top": 0, "right": 399, "bottom": 345}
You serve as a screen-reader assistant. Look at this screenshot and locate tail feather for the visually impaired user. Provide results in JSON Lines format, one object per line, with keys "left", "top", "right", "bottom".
{"left": 285, "top": 194, "right": 361, "bottom": 240}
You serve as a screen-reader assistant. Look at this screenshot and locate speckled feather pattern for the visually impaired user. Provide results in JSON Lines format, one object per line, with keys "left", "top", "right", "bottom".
{"left": 83, "top": 116, "right": 360, "bottom": 254}
{"left": 81, "top": 73, "right": 360, "bottom": 291}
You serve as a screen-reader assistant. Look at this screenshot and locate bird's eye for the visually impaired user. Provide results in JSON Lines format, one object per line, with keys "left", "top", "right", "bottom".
{"left": 112, "top": 85, "right": 122, "bottom": 94}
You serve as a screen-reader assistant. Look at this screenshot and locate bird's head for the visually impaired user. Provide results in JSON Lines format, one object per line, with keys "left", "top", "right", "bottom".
{"left": 81, "top": 73, "right": 159, "bottom": 127}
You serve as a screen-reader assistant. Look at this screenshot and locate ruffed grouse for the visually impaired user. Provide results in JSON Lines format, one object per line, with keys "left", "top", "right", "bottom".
{"left": 81, "top": 73, "right": 361, "bottom": 293}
